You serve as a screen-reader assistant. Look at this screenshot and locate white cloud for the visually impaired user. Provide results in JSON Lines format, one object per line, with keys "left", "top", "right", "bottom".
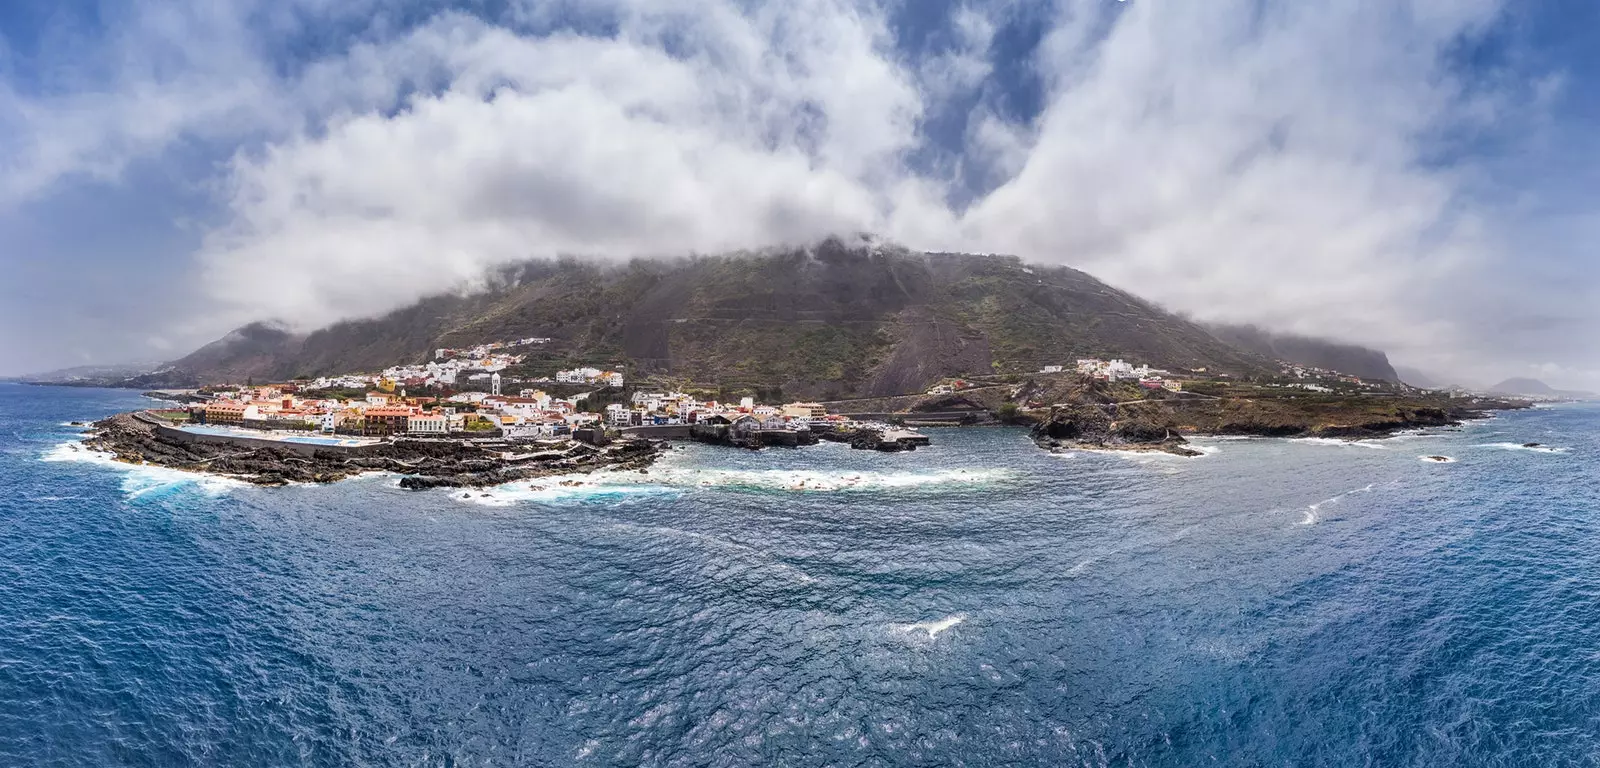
{"left": 3, "top": 0, "right": 1596, "bottom": 386}
{"left": 198, "top": 3, "right": 936, "bottom": 327}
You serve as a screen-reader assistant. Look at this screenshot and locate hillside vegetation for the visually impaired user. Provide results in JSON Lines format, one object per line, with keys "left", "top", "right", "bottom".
{"left": 137, "top": 241, "right": 1273, "bottom": 399}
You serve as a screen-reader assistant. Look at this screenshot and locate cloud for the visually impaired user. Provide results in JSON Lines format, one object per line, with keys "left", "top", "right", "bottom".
{"left": 2, "top": 0, "right": 1596, "bottom": 386}
{"left": 195, "top": 2, "right": 951, "bottom": 327}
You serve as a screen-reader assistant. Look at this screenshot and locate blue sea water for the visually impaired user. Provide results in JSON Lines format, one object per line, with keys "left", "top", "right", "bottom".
{"left": 2, "top": 384, "right": 1598, "bottom": 767}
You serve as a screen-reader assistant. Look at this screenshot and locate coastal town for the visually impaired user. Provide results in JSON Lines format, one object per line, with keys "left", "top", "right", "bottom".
{"left": 68, "top": 328, "right": 1532, "bottom": 487}
{"left": 169, "top": 337, "right": 913, "bottom": 446}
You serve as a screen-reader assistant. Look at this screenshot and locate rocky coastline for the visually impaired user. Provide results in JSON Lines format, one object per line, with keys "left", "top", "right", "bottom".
{"left": 82, "top": 412, "right": 662, "bottom": 489}
{"left": 1027, "top": 397, "right": 1527, "bottom": 457}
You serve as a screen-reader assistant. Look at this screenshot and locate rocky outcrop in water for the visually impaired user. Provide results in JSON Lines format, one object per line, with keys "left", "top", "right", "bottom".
{"left": 83, "top": 413, "right": 661, "bottom": 489}
{"left": 1029, "top": 404, "right": 1201, "bottom": 457}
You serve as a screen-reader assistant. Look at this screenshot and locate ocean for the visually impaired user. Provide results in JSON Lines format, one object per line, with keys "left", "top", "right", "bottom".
{"left": 2, "top": 383, "right": 1597, "bottom": 766}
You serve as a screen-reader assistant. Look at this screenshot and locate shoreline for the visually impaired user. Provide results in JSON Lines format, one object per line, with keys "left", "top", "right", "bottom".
{"left": 79, "top": 412, "right": 664, "bottom": 489}
{"left": 1028, "top": 400, "right": 1524, "bottom": 458}
{"left": 62, "top": 394, "right": 1538, "bottom": 489}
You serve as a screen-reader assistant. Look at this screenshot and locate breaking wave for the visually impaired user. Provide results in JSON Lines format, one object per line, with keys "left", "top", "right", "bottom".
{"left": 458, "top": 463, "right": 1016, "bottom": 506}
{"left": 1289, "top": 438, "right": 1391, "bottom": 450}
{"left": 454, "top": 476, "right": 681, "bottom": 507}
{"left": 42, "top": 440, "right": 245, "bottom": 498}
{"left": 631, "top": 465, "right": 1015, "bottom": 493}
{"left": 1475, "top": 442, "right": 1569, "bottom": 454}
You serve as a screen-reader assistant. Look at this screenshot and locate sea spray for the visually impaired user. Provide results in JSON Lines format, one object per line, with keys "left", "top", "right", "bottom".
{"left": 43, "top": 440, "right": 245, "bottom": 498}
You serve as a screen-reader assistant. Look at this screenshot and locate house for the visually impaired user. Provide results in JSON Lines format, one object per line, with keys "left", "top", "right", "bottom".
{"left": 200, "top": 400, "right": 259, "bottom": 425}
{"left": 366, "top": 392, "right": 393, "bottom": 406}
{"left": 319, "top": 411, "right": 343, "bottom": 434}
{"left": 606, "top": 407, "right": 634, "bottom": 428}
{"left": 727, "top": 414, "right": 761, "bottom": 439}
{"left": 782, "top": 402, "right": 827, "bottom": 419}
{"left": 407, "top": 412, "right": 449, "bottom": 434}
{"left": 364, "top": 406, "right": 415, "bottom": 436}
{"left": 555, "top": 367, "right": 603, "bottom": 384}
{"left": 760, "top": 413, "right": 788, "bottom": 430}
{"left": 1040, "top": 365, "right": 1064, "bottom": 373}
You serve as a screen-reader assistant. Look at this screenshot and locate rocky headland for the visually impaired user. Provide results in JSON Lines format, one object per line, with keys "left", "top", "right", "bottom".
{"left": 1024, "top": 387, "right": 1529, "bottom": 457}
{"left": 83, "top": 413, "right": 662, "bottom": 489}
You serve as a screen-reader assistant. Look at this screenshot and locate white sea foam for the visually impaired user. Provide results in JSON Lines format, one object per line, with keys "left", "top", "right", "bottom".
{"left": 1474, "top": 442, "right": 1569, "bottom": 454}
{"left": 1289, "top": 437, "right": 1391, "bottom": 450}
{"left": 1080, "top": 448, "right": 1193, "bottom": 464}
{"left": 634, "top": 465, "right": 1015, "bottom": 493}
{"left": 455, "top": 475, "right": 680, "bottom": 507}
{"left": 42, "top": 440, "right": 245, "bottom": 498}
{"left": 457, "top": 465, "right": 1009, "bottom": 506}
{"left": 902, "top": 615, "right": 964, "bottom": 638}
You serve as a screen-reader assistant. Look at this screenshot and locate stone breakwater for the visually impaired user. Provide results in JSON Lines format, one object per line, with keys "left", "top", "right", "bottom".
{"left": 83, "top": 413, "right": 662, "bottom": 489}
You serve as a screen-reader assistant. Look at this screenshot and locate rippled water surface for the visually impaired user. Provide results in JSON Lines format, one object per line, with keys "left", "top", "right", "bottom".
{"left": 3, "top": 384, "right": 1598, "bottom": 766}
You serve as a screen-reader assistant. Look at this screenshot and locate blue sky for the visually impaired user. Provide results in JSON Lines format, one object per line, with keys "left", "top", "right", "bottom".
{"left": 1, "top": 0, "right": 1597, "bottom": 388}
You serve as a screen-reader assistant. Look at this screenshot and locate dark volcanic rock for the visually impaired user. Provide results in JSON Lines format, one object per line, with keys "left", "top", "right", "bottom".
{"left": 1029, "top": 404, "right": 1199, "bottom": 457}
{"left": 82, "top": 412, "right": 663, "bottom": 489}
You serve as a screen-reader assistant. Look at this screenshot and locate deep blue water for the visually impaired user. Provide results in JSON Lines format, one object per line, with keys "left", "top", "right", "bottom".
{"left": 2, "top": 384, "right": 1598, "bottom": 767}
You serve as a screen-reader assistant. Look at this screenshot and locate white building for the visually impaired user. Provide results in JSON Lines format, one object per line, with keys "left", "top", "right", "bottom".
{"left": 407, "top": 413, "right": 449, "bottom": 434}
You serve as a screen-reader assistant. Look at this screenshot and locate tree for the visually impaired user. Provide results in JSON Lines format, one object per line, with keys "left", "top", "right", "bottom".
{"left": 997, "top": 402, "right": 1021, "bottom": 422}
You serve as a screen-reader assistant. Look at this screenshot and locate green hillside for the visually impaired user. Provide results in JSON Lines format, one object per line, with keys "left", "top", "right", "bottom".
{"left": 152, "top": 240, "right": 1272, "bottom": 398}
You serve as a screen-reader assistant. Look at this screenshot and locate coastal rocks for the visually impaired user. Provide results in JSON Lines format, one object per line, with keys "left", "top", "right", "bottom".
{"left": 1029, "top": 404, "right": 1200, "bottom": 457}
{"left": 828, "top": 427, "right": 931, "bottom": 452}
{"left": 688, "top": 424, "right": 821, "bottom": 450}
{"left": 83, "top": 412, "right": 664, "bottom": 489}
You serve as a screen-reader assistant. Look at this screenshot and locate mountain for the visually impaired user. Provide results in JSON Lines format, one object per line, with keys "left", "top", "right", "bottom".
{"left": 1203, "top": 323, "right": 1400, "bottom": 382}
{"left": 1487, "top": 377, "right": 1595, "bottom": 399}
{"left": 1394, "top": 366, "right": 1441, "bottom": 389}
{"left": 146, "top": 242, "right": 1272, "bottom": 399}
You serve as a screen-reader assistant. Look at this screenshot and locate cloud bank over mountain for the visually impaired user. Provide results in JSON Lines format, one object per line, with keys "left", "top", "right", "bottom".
{"left": 1, "top": 0, "right": 1597, "bottom": 387}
